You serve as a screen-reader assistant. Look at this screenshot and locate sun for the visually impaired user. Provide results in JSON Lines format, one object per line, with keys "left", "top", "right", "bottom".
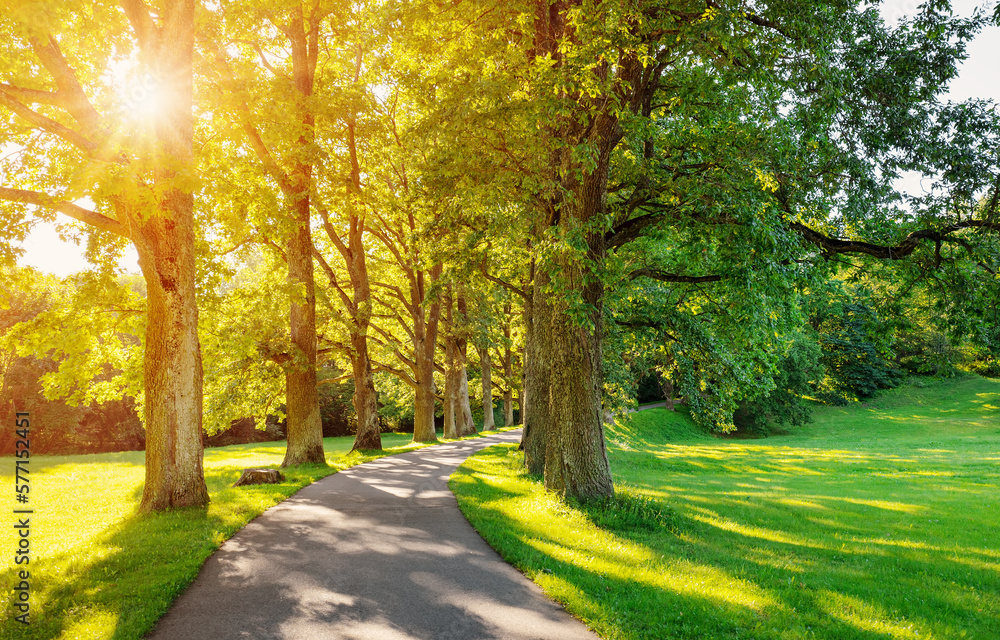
{"left": 120, "top": 72, "right": 168, "bottom": 122}
{"left": 106, "top": 58, "right": 171, "bottom": 123}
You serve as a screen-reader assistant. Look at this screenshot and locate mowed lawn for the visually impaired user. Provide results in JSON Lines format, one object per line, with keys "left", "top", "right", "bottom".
{"left": 451, "top": 376, "right": 1000, "bottom": 640}
{"left": 0, "top": 430, "right": 502, "bottom": 640}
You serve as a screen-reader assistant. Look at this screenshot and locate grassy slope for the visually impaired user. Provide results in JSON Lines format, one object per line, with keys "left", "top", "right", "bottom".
{"left": 0, "top": 429, "right": 511, "bottom": 640}
{"left": 451, "top": 376, "right": 1000, "bottom": 640}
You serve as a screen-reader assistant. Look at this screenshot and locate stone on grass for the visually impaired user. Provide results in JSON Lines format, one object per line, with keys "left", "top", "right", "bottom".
{"left": 233, "top": 468, "right": 285, "bottom": 487}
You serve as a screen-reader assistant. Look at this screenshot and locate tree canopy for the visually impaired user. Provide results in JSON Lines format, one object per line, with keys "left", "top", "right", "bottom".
{"left": 2, "top": 0, "right": 998, "bottom": 507}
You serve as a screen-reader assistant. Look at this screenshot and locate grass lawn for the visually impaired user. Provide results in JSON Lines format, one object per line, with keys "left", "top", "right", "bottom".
{"left": 451, "top": 376, "right": 1000, "bottom": 640}
{"left": 0, "top": 428, "right": 511, "bottom": 640}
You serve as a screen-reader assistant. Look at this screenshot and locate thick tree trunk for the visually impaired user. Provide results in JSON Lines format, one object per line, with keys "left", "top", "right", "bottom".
{"left": 411, "top": 265, "right": 443, "bottom": 442}
{"left": 281, "top": 13, "right": 324, "bottom": 467}
{"left": 522, "top": 271, "right": 550, "bottom": 475}
{"left": 137, "top": 0, "right": 208, "bottom": 511}
{"left": 661, "top": 377, "right": 675, "bottom": 411}
{"left": 138, "top": 215, "right": 209, "bottom": 511}
{"left": 443, "top": 293, "right": 459, "bottom": 439}
{"left": 413, "top": 333, "right": 439, "bottom": 441}
{"left": 346, "top": 217, "right": 381, "bottom": 451}
{"left": 456, "top": 362, "right": 476, "bottom": 436}
{"left": 478, "top": 345, "right": 495, "bottom": 431}
{"left": 455, "top": 292, "right": 476, "bottom": 436}
{"left": 542, "top": 252, "right": 613, "bottom": 499}
{"left": 350, "top": 333, "right": 381, "bottom": 450}
{"left": 503, "top": 321, "right": 514, "bottom": 427}
{"left": 282, "top": 199, "right": 325, "bottom": 467}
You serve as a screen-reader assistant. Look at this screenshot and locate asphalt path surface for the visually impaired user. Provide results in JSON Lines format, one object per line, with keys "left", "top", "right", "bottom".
{"left": 148, "top": 429, "right": 599, "bottom": 640}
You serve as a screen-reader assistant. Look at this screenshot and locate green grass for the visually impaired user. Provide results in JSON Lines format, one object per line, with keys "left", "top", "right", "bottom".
{"left": 0, "top": 428, "right": 513, "bottom": 640}
{"left": 450, "top": 376, "right": 1000, "bottom": 640}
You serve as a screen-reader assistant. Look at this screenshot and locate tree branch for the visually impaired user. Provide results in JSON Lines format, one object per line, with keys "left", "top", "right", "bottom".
{"left": 629, "top": 267, "right": 722, "bottom": 284}
{"left": 29, "top": 35, "right": 103, "bottom": 132}
{"left": 0, "top": 90, "right": 97, "bottom": 155}
{"left": 706, "top": 0, "right": 791, "bottom": 39}
{"left": 0, "top": 186, "right": 127, "bottom": 237}
{"left": 0, "top": 83, "right": 61, "bottom": 106}
{"left": 787, "top": 221, "right": 1000, "bottom": 260}
{"left": 479, "top": 256, "right": 529, "bottom": 299}
{"left": 120, "top": 0, "right": 156, "bottom": 50}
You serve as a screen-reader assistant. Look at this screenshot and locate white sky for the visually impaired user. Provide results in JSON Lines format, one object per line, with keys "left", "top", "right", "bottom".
{"left": 15, "top": 1, "right": 1000, "bottom": 277}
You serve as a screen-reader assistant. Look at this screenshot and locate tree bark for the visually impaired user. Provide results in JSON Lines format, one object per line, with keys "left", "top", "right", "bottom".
{"left": 412, "top": 264, "right": 443, "bottom": 442}
{"left": 343, "top": 120, "right": 381, "bottom": 452}
{"left": 443, "top": 289, "right": 459, "bottom": 439}
{"left": 478, "top": 344, "right": 495, "bottom": 431}
{"left": 137, "top": 0, "right": 209, "bottom": 511}
{"left": 502, "top": 313, "right": 514, "bottom": 427}
{"left": 349, "top": 325, "right": 381, "bottom": 450}
{"left": 514, "top": 385, "right": 523, "bottom": 426}
{"left": 522, "top": 270, "right": 550, "bottom": 475}
{"left": 455, "top": 291, "right": 476, "bottom": 436}
{"left": 661, "top": 377, "right": 676, "bottom": 411}
{"left": 527, "top": 0, "right": 642, "bottom": 500}
{"left": 541, "top": 246, "right": 613, "bottom": 499}
{"left": 281, "top": 196, "right": 325, "bottom": 467}
{"left": 280, "top": 11, "right": 324, "bottom": 467}
{"left": 137, "top": 213, "right": 209, "bottom": 510}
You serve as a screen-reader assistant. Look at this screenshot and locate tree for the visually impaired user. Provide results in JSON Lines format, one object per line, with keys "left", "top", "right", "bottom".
{"left": 1, "top": 0, "right": 208, "bottom": 510}
{"left": 450, "top": 0, "right": 1000, "bottom": 499}
{"left": 201, "top": 1, "right": 328, "bottom": 465}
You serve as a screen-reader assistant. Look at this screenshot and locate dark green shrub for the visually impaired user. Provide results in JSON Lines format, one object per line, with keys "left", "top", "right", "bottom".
{"left": 816, "top": 303, "right": 902, "bottom": 401}
{"left": 895, "top": 329, "right": 961, "bottom": 377}
{"left": 734, "top": 333, "right": 824, "bottom": 435}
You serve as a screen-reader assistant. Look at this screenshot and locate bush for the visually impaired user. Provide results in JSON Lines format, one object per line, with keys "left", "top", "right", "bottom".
{"left": 895, "top": 329, "right": 961, "bottom": 377}
{"left": 733, "top": 333, "right": 824, "bottom": 435}
{"left": 816, "top": 303, "right": 902, "bottom": 401}
{"left": 969, "top": 356, "right": 1000, "bottom": 377}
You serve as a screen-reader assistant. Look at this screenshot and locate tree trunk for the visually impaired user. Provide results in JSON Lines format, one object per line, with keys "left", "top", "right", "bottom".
{"left": 281, "top": 198, "right": 325, "bottom": 467}
{"left": 137, "top": 216, "right": 209, "bottom": 511}
{"left": 456, "top": 362, "right": 475, "bottom": 436}
{"left": 443, "top": 285, "right": 459, "bottom": 440}
{"left": 478, "top": 345, "right": 495, "bottom": 431}
{"left": 138, "top": 0, "right": 208, "bottom": 511}
{"left": 503, "top": 317, "right": 514, "bottom": 427}
{"left": 503, "top": 387, "right": 514, "bottom": 427}
{"left": 542, "top": 250, "right": 613, "bottom": 499}
{"left": 522, "top": 270, "right": 550, "bottom": 475}
{"left": 661, "top": 377, "right": 675, "bottom": 411}
{"left": 349, "top": 331, "right": 381, "bottom": 450}
{"left": 281, "top": 13, "right": 324, "bottom": 467}
{"left": 443, "top": 291, "right": 459, "bottom": 439}
{"left": 344, "top": 121, "right": 381, "bottom": 452}
{"left": 455, "top": 291, "right": 476, "bottom": 436}
{"left": 528, "top": 0, "right": 635, "bottom": 500}
{"left": 412, "top": 265, "right": 443, "bottom": 442}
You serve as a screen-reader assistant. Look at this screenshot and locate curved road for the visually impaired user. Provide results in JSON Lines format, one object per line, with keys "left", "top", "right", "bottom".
{"left": 148, "top": 429, "right": 599, "bottom": 640}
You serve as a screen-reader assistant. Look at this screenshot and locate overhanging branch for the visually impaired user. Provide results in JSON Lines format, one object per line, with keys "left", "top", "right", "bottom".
{"left": 788, "top": 221, "right": 1000, "bottom": 260}
{"left": 0, "top": 186, "right": 127, "bottom": 237}
{"left": 629, "top": 267, "right": 722, "bottom": 284}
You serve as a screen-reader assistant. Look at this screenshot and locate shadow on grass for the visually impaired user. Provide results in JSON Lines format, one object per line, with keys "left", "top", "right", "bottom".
{"left": 0, "top": 460, "right": 338, "bottom": 639}
{"left": 453, "top": 445, "right": 1000, "bottom": 640}
{"left": 0, "top": 440, "right": 422, "bottom": 639}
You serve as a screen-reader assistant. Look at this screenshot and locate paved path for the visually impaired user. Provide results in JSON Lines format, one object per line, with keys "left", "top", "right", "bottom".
{"left": 148, "top": 430, "right": 599, "bottom": 640}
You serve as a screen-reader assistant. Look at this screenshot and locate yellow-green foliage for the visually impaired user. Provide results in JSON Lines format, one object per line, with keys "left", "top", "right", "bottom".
{"left": 452, "top": 376, "right": 1000, "bottom": 640}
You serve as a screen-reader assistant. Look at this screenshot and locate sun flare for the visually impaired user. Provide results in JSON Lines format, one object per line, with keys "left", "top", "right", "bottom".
{"left": 120, "top": 72, "right": 168, "bottom": 122}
